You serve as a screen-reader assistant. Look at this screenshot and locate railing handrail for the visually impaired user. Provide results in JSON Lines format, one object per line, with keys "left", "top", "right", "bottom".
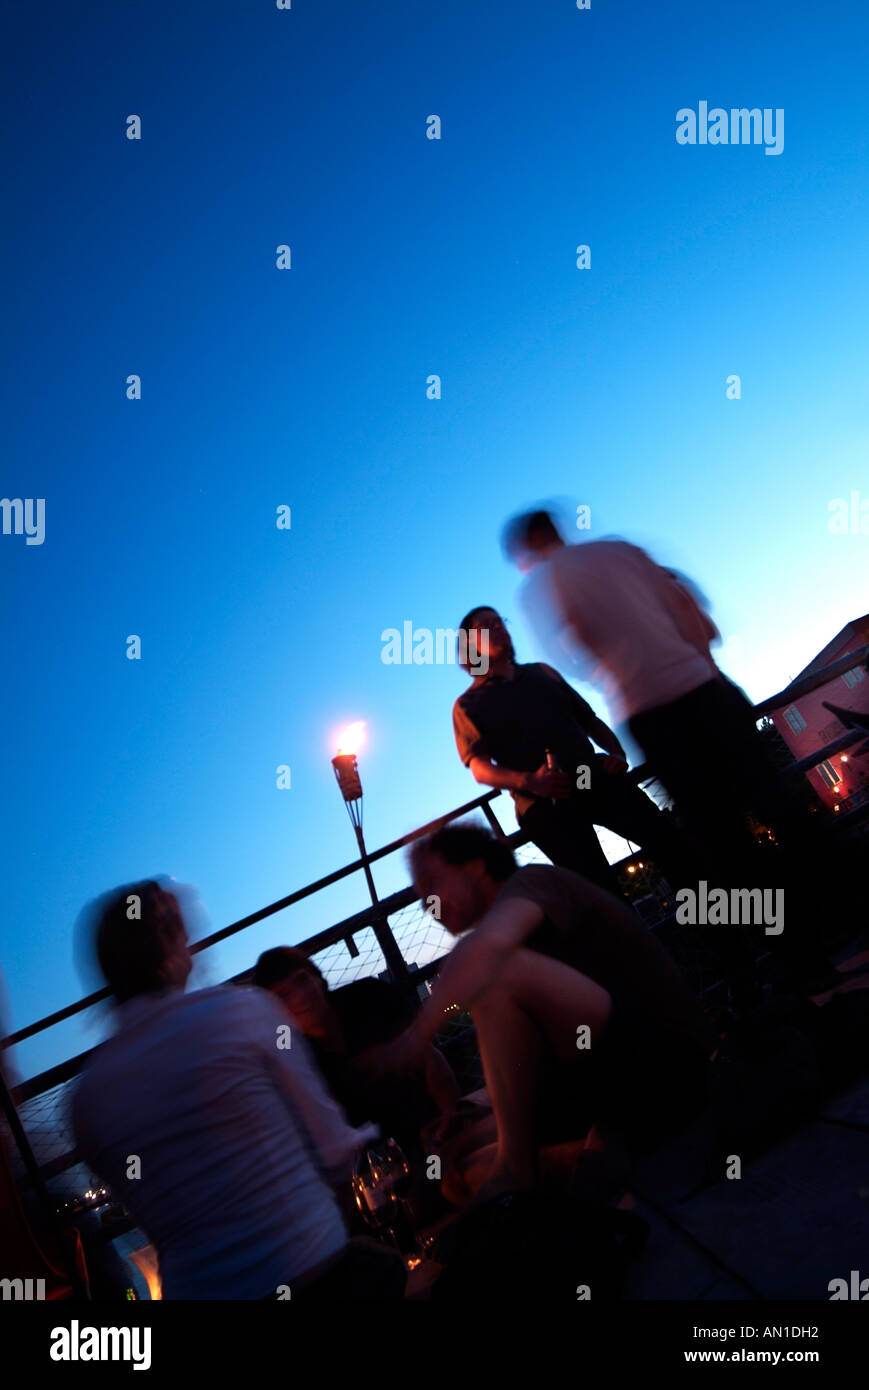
{"left": 2, "top": 790, "right": 503, "bottom": 1050}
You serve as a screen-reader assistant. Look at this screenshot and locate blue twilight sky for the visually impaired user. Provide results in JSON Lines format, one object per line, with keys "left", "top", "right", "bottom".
{"left": 2, "top": 0, "right": 868, "bottom": 1080}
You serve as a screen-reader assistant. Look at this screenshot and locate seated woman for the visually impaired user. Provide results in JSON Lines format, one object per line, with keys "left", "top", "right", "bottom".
{"left": 252, "top": 950, "right": 463, "bottom": 1185}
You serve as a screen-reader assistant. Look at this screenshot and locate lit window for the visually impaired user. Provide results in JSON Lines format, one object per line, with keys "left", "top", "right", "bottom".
{"left": 817, "top": 759, "right": 840, "bottom": 789}
{"left": 842, "top": 666, "right": 866, "bottom": 690}
{"left": 783, "top": 705, "right": 807, "bottom": 735}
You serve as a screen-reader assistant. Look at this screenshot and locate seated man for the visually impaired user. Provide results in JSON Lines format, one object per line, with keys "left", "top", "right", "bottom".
{"left": 370, "top": 824, "right": 716, "bottom": 1208}
{"left": 253, "top": 949, "right": 462, "bottom": 1179}
{"left": 73, "top": 880, "right": 405, "bottom": 1300}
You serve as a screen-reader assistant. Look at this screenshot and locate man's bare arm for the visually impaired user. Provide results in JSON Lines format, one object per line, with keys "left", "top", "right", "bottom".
{"left": 409, "top": 897, "right": 545, "bottom": 1051}
{"left": 468, "top": 755, "right": 570, "bottom": 799}
{"left": 467, "top": 756, "right": 528, "bottom": 794}
{"left": 587, "top": 716, "right": 627, "bottom": 763}
{"left": 425, "top": 1044, "right": 463, "bottom": 1113}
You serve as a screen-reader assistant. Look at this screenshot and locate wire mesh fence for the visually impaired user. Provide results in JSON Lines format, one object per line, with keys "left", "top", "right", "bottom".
{"left": 5, "top": 1084, "right": 82, "bottom": 1202}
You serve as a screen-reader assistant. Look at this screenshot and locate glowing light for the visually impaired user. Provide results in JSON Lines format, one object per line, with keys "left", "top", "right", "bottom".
{"left": 841, "top": 755, "right": 849, "bottom": 763}
{"left": 337, "top": 722, "right": 366, "bottom": 756}
{"left": 127, "top": 1244, "right": 162, "bottom": 1301}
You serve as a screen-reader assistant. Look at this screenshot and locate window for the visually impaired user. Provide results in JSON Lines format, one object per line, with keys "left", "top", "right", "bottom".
{"left": 842, "top": 666, "right": 866, "bottom": 690}
{"left": 817, "top": 760, "right": 841, "bottom": 789}
{"left": 783, "top": 705, "right": 807, "bottom": 735}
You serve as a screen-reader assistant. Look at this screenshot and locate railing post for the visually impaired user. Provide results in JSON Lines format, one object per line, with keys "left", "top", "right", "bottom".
{"left": 351, "top": 823, "right": 411, "bottom": 985}
{"left": 481, "top": 798, "right": 507, "bottom": 839}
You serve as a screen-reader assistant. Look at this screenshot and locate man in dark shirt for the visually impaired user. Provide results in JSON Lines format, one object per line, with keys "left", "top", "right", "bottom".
{"left": 452, "top": 606, "right": 699, "bottom": 896}
{"left": 369, "top": 824, "right": 713, "bottom": 1206}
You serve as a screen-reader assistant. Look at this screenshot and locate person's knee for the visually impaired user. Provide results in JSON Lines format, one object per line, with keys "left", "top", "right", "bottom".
{"left": 481, "top": 950, "right": 548, "bottom": 1001}
{"left": 470, "top": 976, "right": 515, "bottom": 1024}
{"left": 494, "top": 952, "right": 531, "bottom": 991}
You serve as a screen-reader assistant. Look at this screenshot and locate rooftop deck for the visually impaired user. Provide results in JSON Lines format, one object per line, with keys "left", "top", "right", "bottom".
{"left": 2, "top": 644, "right": 868, "bottom": 1299}
{"left": 625, "top": 949, "right": 869, "bottom": 1300}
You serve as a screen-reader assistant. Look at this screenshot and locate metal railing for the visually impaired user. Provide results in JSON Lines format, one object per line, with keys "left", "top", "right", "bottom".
{"left": 3, "top": 789, "right": 512, "bottom": 1053}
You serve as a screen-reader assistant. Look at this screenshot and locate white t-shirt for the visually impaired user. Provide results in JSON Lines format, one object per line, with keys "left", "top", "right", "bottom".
{"left": 73, "top": 985, "right": 376, "bottom": 1299}
{"left": 520, "top": 539, "right": 718, "bottom": 724}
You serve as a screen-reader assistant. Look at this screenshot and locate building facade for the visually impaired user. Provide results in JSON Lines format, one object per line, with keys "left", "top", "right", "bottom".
{"left": 772, "top": 615, "right": 869, "bottom": 812}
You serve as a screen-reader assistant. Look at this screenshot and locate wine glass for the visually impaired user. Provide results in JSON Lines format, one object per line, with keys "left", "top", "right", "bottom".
{"left": 380, "top": 1138, "right": 411, "bottom": 1201}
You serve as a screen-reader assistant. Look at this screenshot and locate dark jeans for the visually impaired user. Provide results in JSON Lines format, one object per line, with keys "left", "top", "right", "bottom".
{"left": 518, "top": 750, "right": 768, "bottom": 989}
{"left": 629, "top": 678, "right": 833, "bottom": 985}
{"left": 536, "top": 1008, "right": 711, "bottom": 1154}
{"left": 517, "top": 756, "right": 700, "bottom": 897}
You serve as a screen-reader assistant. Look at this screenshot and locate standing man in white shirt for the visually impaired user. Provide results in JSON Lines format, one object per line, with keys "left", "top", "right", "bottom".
{"left": 502, "top": 509, "right": 836, "bottom": 995}
{"left": 73, "top": 879, "right": 404, "bottom": 1300}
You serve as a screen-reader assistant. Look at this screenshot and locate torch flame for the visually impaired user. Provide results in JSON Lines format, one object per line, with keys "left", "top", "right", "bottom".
{"left": 337, "top": 721, "right": 366, "bottom": 756}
